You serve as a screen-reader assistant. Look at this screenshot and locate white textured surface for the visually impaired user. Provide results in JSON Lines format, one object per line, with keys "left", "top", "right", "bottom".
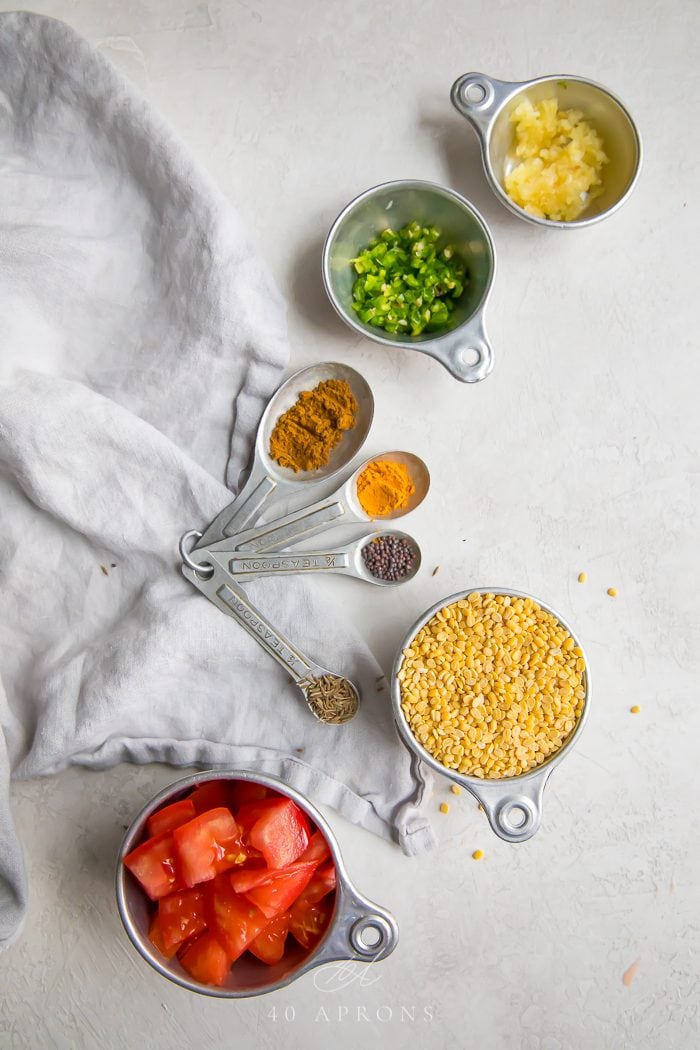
{"left": 0, "top": 2, "right": 697, "bottom": 1048}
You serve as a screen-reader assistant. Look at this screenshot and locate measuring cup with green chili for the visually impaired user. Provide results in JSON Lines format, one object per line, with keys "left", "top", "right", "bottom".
{"left": 323, "top": 180, "right": 496, "bottom": 383}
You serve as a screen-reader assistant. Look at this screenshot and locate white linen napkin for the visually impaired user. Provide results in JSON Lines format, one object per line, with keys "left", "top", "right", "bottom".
{"left": 0, "top": 10, "right": 434, "bottom": 950}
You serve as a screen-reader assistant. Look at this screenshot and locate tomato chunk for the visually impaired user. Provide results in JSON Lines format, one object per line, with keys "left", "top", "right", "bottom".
{"left": 297, "top": 830, "right": 331, "bottom": 867}
{"left": 158, "top": 888, "right": 207, "bottom": 952}
{"left": 229, "top": 859, "right": 313, "bottom": 896}
{"left": 173, "top": 808, "right": 244, "bottom": 887}
{"left": 149, "top": 912, "right": 177, "bottom": 959}
{"left": 230, "top": 781, "right": 270, "bottom": 808}
{"left": 248, "top": 913, "right": 290, "bottom": 965}
{"left": 123, "top": 832, "right": 184, "bottom": 900}
{"left": 288, "top": 895, "right": 334, "bottom": 949}
{"left": 189, "top": 782, "right": 232, "bottom": 814}
{"left": 146, "top": 798, "right": 197, "bottom": 838}
{"left": 242, "top": 862, "right": 316, "bottom": 919}
{"left": 179, "top": 931, "right": 231, "bottom": 987}
{"left": 249, "top": 799, "right": 310, "bottom": 869}
{"left": 206, "top": 875, "right": 270, "bottom": 961}
{"left": 235, "top": 798, "right": 282, "bottom": 833}
{"left": 296, "top": 860, "right": 337, "bottom": 906}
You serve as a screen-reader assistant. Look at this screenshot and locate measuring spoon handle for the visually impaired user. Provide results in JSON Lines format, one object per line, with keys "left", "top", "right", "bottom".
{"left": 183, "top": 562, "right": 320, "bottom": 683}
{"left": 214, "top": 550, "right": 353, "bottom": 581}
{"left": 196, "top": 460, "right": 278, "bottom": 551}
{"left": 230, "top": 496, "right": 361, "bottom": 554}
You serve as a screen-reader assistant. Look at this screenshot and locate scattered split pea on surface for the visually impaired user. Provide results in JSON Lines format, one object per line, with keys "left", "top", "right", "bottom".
{"left": 472, "top": 850, "right": 484, "bottom": 861}
{"left": 578, "top": 571, "right": 587, "bottom": 583}
{"left": 630, "top": 705, "right": 640, "bottom": 714}
{"left": 439, "top": 802, "right": 450, "bottom": 814}
{"left": 607, "top": 587, "right": 618, "bottom": 597}
{"left": 399, "top": 592, "right": 586, "bottom": 780}
{"left": 450, "top": 784, "right": 461, "bottom": 795}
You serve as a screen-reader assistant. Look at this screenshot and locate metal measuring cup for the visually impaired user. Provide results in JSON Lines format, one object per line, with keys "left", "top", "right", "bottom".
{"left": 323, "top": 180, "right": 496, "bottom": 383}
{"left": 451, "top": 72, "right": 642, "bottom": 228}
{"left": 391, "top": 587, "right": 591, "bottom": 842}
{"left": 116, "top": 770, "right": 399, "bottom": 998}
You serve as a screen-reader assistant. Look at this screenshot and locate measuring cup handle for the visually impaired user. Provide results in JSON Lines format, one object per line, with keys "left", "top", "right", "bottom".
{"left": 450, "top": 72, "right": 520, "bottom": 136}
{"left": 313, "top": 885, "right": 399, "bottom": 969}
{"left": 425, "top": 315, "right": 494, "bottom": 383}
{"left": 470, "top": 768, "right": 551, "bottom": 843}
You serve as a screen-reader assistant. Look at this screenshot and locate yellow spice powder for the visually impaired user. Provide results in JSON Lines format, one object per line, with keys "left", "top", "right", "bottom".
{"left": 269, "top": 379, "right": 357, "bottom": 472}
{"left": 356, "top": 460, "right": 415, "bottom": 517}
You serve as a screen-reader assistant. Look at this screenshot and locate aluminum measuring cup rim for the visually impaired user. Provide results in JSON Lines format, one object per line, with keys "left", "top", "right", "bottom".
{"left": 322, "top": 177, "right": 496, "bottom": 348}
{"left": 390, "top": 586, "right": 591, "bottom": 839}
{"left": 451, "top": 71, "right": 643, "bottom": 229}
{"left": 116, "top": 768, "right": 399, "bottom": 998}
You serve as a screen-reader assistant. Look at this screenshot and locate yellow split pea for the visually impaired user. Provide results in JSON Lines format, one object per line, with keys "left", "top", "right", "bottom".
{"left": 398, "top": 592, "right": 586, "bottom": 780}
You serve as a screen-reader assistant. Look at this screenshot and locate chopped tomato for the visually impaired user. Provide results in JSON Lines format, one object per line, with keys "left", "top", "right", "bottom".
{"left": 205, "top": 875, "right": 270, "bottom": 961}
{"left": 173, "top": 808, "right": 244, "bottom": 887}
{"left": 123, "top": 831, "right": 184, "bottom": 900}
{"left": 229, "top": 859, "right": 314, "bottom": 896}
{"left": 235, "top": 798, "right": 282, "bottom": 833}
{"left": 242, "top": 862, "right": 316, "bottom": 919}
{"left": 188, "top": 781, "right": 232, "bottom": 814}
{"left": 124, "top": 780, "right": 339, "bottom": 989}
{"left": 149, "top": 912, "right": 177, "bottom": 959}
{"left": 158, "top": 888, "right": 207, "bottom": 952}
{"left": 248, "top": 913, "right": 290, "bottom": 965}
{"left": 288, "top": 895, "right": 334, "bottom": 950}
{"left": 249, "top": 799, "right": 310, "bottom": 869}
{"left": 296, "top": 860, "right": 337, "bottom": 906}
{"left": 146, "top": 798, "right": 197, "bottom": 838}
{"left": 179, "top": 931, "right": 231, "bottom": 987}
{"left": 297, "top": 830, "right": 331, "bottom": 867}
{"left": 230, "top": 781, "right": 270, "bottom": 808}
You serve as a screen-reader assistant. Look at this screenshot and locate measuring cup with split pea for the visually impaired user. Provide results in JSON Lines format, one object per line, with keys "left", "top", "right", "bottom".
{"left": 203, "top": 529, "right": 422, "bottom": 587}
{"left": 391, "top": 587, "right": 591, "bottom": 842}
{"left": 193, "top": 452, "right": 430, "bottom": 559}
{"left": 186, "top": 361, "right": 374, "bottom": 555}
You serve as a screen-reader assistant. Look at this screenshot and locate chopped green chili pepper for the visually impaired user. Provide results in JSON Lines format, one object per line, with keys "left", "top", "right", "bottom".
{"left": 350, "top": 221, "right": 468, "bottom": 336}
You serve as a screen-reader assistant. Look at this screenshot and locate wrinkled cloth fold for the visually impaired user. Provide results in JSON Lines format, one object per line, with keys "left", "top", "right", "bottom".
{"left": 0, "top": 11, "right": 434, "bottom": 950}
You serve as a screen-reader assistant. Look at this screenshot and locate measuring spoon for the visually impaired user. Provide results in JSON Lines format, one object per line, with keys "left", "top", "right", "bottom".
{"left": 203, "top": 530, "right": 422, "bottom": 587}
{"left": 206, "top": 451, "right": 430, "bottom": 556}
{"left": 182, "top": 560, "right": 360, "bottom": 724}
{"left": 193, "top": 362, "right": 374, "bottom": 551}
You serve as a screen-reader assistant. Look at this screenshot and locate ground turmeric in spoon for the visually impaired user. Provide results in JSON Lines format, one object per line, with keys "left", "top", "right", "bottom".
{"left": 356, "top": 460, "right": 415, "bottom": 517}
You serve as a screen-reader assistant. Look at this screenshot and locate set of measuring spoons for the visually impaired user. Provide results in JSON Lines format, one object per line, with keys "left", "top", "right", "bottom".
{"left": 180, "top": 362, "right": 430, "bottom": 723}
